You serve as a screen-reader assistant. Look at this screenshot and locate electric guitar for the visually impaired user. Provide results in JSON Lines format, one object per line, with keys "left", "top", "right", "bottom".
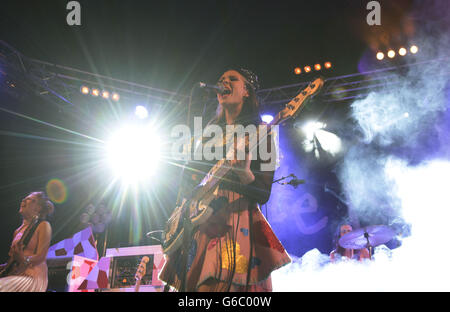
{"left": 162, "top": 77, "right": 325, "bottom": 255}
{"left": 0, "top": 215, "right": 41, "bottom": 277}
{"left": 134, "top": 256, "right": 149, "bottom": 292}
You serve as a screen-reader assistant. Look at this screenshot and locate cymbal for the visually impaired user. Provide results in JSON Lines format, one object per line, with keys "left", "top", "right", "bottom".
{"left": 339, "top": 225, "right": 396, "bottom": 250}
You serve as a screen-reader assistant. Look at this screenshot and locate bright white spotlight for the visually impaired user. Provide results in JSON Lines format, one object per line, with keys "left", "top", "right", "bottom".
{"left": 106, "top": 125, "right": 160, "bottom": 183}
{"left": 376, "top": 52, "right": 384, "bottom": 60}
{"left": 261, "top": 114, "right": 274, "bottom": 124}
{"left": 387, "top": 50, "right": 396, "bottom": 58}
{"left": 410, "top": 45, "right": 419, "bottom": 54}
{"left": 303, "top": 121, "right": 326, "bottom": 140}
{"left": 135, "top": 105, "right": 149, "bottom": 119}
{"left": 314, "top": 129, "right": 342, "bottom": 156}
{"left": 399, "top": 47, "right": 407, "bottom": 56}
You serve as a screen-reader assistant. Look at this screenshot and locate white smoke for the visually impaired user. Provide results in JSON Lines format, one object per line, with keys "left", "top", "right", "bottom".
{"left": 273, "top": 159, "right": 450, "bottom": 291}
{"left": 272, "top": 1, "right": 450, "bottom": 291}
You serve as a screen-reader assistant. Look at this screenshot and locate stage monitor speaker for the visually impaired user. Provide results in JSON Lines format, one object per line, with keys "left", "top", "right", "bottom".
{"left": 46, "top": 257, "right": 72, "bottom": 292}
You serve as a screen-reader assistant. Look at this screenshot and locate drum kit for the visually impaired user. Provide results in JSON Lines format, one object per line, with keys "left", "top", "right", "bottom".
{"left": 338, "top": 225, "right": 396, "bottom": 259}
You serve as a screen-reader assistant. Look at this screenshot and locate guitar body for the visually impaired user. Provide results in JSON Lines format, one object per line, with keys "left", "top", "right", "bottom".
{"left": 0, "top": 216, "right": 41, "bottom": 278}
{"left": 163, "top": 185, "right": 220, "bottom": 255}
{"left": 0, "top": 258, "right": 24, "bottom": 278}
{"left": 162, "top": 77, "right": 325, "bottom": 256}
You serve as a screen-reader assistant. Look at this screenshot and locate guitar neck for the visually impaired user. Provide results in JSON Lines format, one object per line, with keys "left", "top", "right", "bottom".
{"left": 134, "top": 280, "right": 141, "bottom": 292}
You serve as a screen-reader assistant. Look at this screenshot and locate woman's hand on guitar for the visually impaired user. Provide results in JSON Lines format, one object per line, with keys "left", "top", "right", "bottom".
{"left": 11, "top": 242, "right": 25, "bottom": 264}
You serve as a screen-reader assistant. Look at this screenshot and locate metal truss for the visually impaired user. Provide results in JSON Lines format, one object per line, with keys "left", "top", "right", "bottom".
{"left": 0, "top": 40, "right": 189, "bottom": 112}
{"left": 2, "top": 40, "right": 448, "bottom": 116}
{"left": 256, "top": 57, "right": 450, "bottom": 110}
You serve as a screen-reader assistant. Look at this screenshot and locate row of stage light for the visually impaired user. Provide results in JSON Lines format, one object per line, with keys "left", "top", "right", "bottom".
{"left": 294, "top": 62, "right": 332, "bottom": 75}
{"left": 80, "top": 85, "right": 120, "bottom": 101}
{"left": 376, "top": 45, "right": 419, "bottom": 60}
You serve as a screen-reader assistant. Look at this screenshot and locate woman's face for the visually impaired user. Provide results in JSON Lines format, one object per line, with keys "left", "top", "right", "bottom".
{"left": 217, "top": 70, "right": 249, "bottom": 108}
{"left": 340, "top": 225, "right": 353, "bottom": 237}
{"left": 19, "top": 193, "right": 41, "bottom": 219}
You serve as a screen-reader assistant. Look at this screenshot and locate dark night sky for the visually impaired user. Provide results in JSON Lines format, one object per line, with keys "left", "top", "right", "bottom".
{"left": 0, "top": 0, "right": 417, "bottom": 260}
{"left": 0, "top": 0, "right": 378, "bottom": 90}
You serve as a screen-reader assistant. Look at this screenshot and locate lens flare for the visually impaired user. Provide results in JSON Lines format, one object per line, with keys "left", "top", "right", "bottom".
{"left": 46, "top": 179, "right": 68, "bottom": 204}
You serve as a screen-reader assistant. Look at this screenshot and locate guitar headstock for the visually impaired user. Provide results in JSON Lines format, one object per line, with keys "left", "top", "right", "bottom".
{"left": 276, "top": 77, "right": 324, "bottom": 125}
{"left": 135, "top": 256, "right": 149, "bottom": 281}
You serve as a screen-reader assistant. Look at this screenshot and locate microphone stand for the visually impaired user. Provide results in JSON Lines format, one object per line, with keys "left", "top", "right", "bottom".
{"left": 173, "top": 83, "right": 206, "bottom": 292}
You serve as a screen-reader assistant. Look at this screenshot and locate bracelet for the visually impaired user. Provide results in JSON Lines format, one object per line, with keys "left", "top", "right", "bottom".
{"left": 24, "top": 256, "right": 31, "bottom": 266}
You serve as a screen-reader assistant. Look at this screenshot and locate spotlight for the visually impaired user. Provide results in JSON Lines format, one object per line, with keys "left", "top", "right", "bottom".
{"left": 102, "top": 91, "right": 110, "bottom": 99}
{"left": 301, "top": 121, "right": 342, "bottom": 158}
{"left": 376, "top": 52, "right": 384, "bottom": 60}
{"left": 324, "top": 62, "right": 332, "bottom": 69}
{"left": 106, "top": 125, "right": 161, "bottom": 183}
{"left": 135, "top": 105, "right": 149, "bottom": 119}
{"left": 304, "top": 66, "right": 311, "bottom": 73}
{"left": 314, "top": 64, "right": 321, "bottom": 71}
{"left": 302, "top": 121, "right": 326, "bottom": 140}
{"left": 92, "top": 89, "right": 100, "bottom": 97}
{"left": 261, "top": 114, "right": 274, "bottom": 124}
{"left": 80, "top": 86, "right": 90, "bottom": 95}
{"left": 314, "top": 129, "right": 342, "bottom": 156}
{"left": 294, "top": 67, "right": 302, "bottom": 75}
{"left": 387, "top": 50, "right": 396, "bottom": 58}
{"left": 410, "top": 45, "right": 419, "bottom": 54}
{"left": 111, "top": 93, "right": 120, "bottom": 101}
{"left": 399, "top": 47, "right": 407, "bottom": 56}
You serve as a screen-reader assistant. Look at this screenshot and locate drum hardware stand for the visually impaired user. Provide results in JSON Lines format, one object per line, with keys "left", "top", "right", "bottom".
{"left": 363, "top": 229, "right": 373, "bottom": 260}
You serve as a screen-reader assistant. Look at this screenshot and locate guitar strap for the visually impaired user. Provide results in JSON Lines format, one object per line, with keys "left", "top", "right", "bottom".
{"left": 0, "top": 219, "right": 43, "bottom": 278}
{"left": 22, "top": 219, "right": 43, "bottom": 249}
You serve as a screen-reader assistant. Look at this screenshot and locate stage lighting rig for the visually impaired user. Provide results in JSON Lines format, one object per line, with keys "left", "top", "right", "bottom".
{"left": 106, "top": 125, "right": 161, "bottom": 184}
{"left": 387, "top": 50, "right": 396, "bottom": 58}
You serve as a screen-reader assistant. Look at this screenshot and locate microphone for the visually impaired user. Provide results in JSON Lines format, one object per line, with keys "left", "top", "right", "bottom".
{"left": 287, "top": 178, "right": 306, "bottom": 188}
{"left": 198, "top": 82, "right": 225, "bottom": 94}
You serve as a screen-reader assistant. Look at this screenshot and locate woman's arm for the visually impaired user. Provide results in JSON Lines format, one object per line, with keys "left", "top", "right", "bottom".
{"left": 231, "top": 133, "right": 276, "bottom": 205}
